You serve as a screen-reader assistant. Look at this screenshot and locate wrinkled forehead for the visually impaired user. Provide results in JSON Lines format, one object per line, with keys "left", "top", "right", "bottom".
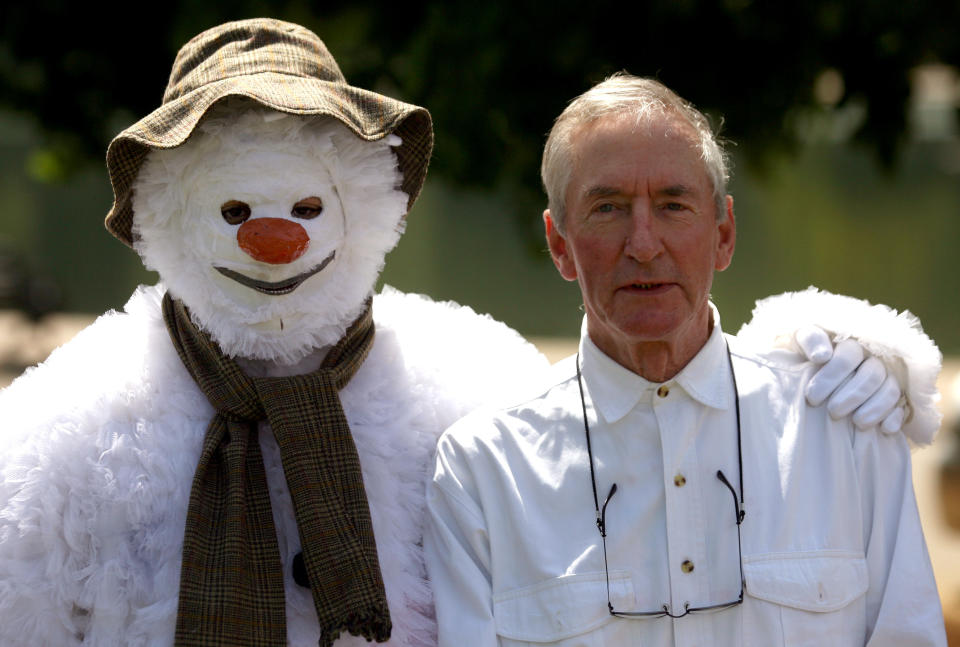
{"left": 576, "top": 109, "right": 701, "bottom": 153}
{"left": 568, "top": 111, "right": 710, "bottom": 191}
{"left": 569, "top": 112, "right": 704, "bottom": 176}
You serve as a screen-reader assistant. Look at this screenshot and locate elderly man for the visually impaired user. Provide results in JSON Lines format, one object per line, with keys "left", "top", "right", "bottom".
{"left": 424, "top": 74, "right": 946, "bottom": 646}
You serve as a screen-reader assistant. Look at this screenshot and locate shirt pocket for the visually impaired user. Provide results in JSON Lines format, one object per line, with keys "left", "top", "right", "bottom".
{"left": 493, "top": 571, "right": 638, "bottom": 646}
{"left": 742, "top": 550, "right": 868, "bottom": 647}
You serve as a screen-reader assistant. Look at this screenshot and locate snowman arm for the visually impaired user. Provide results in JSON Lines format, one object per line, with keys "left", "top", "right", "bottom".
{"left": 736, "top": 287, "right": 942, "bottom": 446}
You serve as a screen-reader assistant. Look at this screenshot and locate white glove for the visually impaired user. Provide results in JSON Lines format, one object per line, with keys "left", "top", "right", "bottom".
{"left": 797, "top": 325, "right": 906, "bottom": 434}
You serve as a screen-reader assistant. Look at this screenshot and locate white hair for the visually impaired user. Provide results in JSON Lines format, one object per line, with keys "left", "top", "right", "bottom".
{"left": 541, "top": 73, "right": 730, "bottom": 232}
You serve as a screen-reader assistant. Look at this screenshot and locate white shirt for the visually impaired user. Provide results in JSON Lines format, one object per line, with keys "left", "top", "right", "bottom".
{"left": 425, "top": 310, "right": 946, "bottom": 646}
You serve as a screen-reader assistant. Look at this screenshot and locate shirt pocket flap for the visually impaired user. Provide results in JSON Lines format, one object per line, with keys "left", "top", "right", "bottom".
{"left": 493, "top": 571, "right": 634, "bottom": 642}
{"left": 744, "top": 551, "right": 868, "bottom": 613}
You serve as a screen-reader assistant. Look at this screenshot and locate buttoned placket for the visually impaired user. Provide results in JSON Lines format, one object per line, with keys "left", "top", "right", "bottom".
{"left": 654, "top": 379, "right": 711, "bottom": 646}
{"left": 577, "top": 317, "right": 742, "bottom": 647}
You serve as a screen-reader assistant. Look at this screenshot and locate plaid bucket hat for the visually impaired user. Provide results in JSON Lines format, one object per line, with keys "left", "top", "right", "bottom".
{"left": 104, "top": 18, "right": 433, "bottom": 247}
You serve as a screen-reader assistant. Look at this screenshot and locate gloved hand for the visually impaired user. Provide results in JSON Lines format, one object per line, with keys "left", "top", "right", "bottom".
{"left": 796, "top": 325, "right": 907, "bottom": 434}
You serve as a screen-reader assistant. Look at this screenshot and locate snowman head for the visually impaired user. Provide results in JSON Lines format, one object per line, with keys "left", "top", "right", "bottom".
{"left": 131, "top": 103, "right": 409, "bottom": 363}
{"left": 102, "top": 18, "right": 433, "bottom": 363}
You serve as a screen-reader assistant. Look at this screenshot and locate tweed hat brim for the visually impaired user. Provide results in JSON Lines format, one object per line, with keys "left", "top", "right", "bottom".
{"left": 104, "top": 21, "right": 433, "bottom": 248}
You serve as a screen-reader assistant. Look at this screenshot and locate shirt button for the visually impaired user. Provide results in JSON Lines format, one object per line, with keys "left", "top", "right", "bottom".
{"left": 657, "top": 385, "right": 670, "bottom": 398}
{"left": 674, "top": 474, "right": 686, "bottom": 487}
{"left": 681, "top": 560, "right": 695, "bottom": 574}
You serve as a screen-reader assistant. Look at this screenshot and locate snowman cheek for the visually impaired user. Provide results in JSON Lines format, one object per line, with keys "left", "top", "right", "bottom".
{"left": 237, "top": 218, "right": 310, "bottom": 264}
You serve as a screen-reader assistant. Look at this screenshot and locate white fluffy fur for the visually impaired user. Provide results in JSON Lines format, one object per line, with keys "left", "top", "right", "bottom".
{"left": 737, "top": 286, "right": 943, "bottom": 446}
{"left": 0, "top": 284, "right": 550, "bottom": 645}
{"left": 133, "top": 105, "right": 409, "bottom": 363}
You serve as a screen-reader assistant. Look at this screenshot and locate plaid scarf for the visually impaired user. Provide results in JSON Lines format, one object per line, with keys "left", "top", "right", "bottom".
{"left": 162, "top": 293, "right": 390, "bottom": 646}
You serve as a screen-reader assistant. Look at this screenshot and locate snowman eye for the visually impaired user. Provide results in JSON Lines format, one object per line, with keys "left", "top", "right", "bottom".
{"left": 292, "top": 196, "right": 323, "bottom": 220}
{"left": 221, "top": 200, "right": 251, "bottom": 225}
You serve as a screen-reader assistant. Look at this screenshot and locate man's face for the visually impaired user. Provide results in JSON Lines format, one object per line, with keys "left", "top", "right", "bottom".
{"left": 545, "top": 111, "right": 735, "bottom": 375}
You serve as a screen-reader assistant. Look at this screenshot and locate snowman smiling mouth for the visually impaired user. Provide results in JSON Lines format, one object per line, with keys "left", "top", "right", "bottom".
{"left": 214, "top": 251, "right": 336, "bottom": 296}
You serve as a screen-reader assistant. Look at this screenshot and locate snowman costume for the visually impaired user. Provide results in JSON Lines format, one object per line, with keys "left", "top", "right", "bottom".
{"left": 0, "top": 19, "right": 940, "bottom": 647}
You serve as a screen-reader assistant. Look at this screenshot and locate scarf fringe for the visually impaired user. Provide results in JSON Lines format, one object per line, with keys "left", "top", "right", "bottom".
{"left": 320, "top": 610, "right": 392, "bottom": 647}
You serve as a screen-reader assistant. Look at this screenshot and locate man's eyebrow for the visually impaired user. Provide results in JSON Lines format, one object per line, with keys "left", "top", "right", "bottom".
{"left": 584, "top": 185, "right": 621, "bottom": 199}
{"left": 660, "top": 184, "right": 695, "bottom": 197}
{"left": 583, "top": 184, "right": 702, "bottom": 199}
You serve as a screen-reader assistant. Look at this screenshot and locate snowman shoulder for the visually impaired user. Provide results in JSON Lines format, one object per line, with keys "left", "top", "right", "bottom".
{"left": 0, "top": 282, "right": 209, "bottom": 509}
{"left": 371, "top": 287, "right": 551, "bottom": 425}
{"left": 0, "top": 283, "right": 203, "bottom": 435}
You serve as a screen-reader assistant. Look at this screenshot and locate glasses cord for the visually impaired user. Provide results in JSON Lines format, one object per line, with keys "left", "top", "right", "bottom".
{"left": 577, "top": 351, "right": 619, "bottom": 611}
{"left": 576, "top": 340, "right": 746, "bottom": 616}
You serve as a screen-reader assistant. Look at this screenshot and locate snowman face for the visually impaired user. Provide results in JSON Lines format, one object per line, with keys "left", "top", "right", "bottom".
{"left": 132, "top": 107, "right": 408, "bottom": 362}
{"left": 214, "top": 194, "right": 334, "bottom": 296}
{"left": 184, "top": 146, "right": 347, "bottom": 310}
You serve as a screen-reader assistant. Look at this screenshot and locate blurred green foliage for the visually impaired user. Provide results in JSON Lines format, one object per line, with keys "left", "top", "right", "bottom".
{"left": 3, "top": 0, "right": 958, "bottom": 186}
{"left": 0, "top": 0, "right": 957, "bottom": 349}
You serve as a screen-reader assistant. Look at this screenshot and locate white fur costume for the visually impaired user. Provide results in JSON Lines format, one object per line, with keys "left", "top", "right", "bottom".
{"left": 0, "top": 282, "right": 550, "bottom": 646}
{"left": 0, "top": 106, "right": 942, "bottom": 646}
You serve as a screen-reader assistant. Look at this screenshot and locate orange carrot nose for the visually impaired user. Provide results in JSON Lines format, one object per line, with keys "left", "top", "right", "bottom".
{"left": 237, "top": 218, "right": 310, "bottom": 264}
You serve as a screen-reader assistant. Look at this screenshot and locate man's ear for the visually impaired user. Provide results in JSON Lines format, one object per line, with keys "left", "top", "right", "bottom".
{"left": 714, "top": 195, "right": 736, "bottom": 272}
{"left": 544, "top": 209, "right": 577, "bottom": 281}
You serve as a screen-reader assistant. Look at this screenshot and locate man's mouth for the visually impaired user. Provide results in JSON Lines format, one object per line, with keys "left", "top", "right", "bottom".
{"left": 626, "top": 282, "right": 668, "bottom": 290}
{"left": 214, "top": 251, "right": 335, "bottom": 296}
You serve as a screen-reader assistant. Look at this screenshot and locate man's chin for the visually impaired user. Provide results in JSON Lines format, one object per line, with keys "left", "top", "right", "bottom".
{"left": 615, "top": 306, "right": 714, "bottom": 351}
{"left": 596, "top": 306, "right": 696, "bottom": 346}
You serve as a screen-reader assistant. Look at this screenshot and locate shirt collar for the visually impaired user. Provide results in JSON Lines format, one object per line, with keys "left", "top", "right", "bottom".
{"left": 579, "top": 303, "right": 733, "bottom": 424}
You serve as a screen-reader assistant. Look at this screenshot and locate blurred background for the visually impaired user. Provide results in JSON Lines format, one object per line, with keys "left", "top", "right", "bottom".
{"left": 0, "top": 0, "right": 958, "bottom": 641}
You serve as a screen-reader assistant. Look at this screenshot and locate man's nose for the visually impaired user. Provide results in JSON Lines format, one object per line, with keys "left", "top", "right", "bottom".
{"left": 623, "top": 205, "right": 664, "bottom": 262}
{"left": 237, "top": 218, "right": 310, "bottom": 264}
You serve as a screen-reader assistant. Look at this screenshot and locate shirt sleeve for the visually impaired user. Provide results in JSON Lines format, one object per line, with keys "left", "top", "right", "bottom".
{"left": 424, "top": 428, "right": 501, "bottom": 647}
{"left": 856, "top": 429, "right": 947, "bottom": 646}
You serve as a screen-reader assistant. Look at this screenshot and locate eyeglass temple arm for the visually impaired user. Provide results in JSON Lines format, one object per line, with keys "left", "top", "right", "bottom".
{"left": 716, "top": 470, "right": 745, "bottom": 524}
{"left": 717, "top": 468, "right": 748, "bottom": 600}
{"left": 598, "top": 483, "right": 617, "bottom": 536}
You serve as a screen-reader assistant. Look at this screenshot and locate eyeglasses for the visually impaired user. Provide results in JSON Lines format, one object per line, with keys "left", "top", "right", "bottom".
{"left": 576, "top": 344, "right": 746, "bottom": 619}
{"left": 595, "top": 472, "right": 744, "bottom": 618}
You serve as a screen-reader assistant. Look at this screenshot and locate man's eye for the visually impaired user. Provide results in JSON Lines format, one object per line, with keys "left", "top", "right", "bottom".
{"left": 292, "top": 196, "right": 323, "bottom": 219}
{"left": 594, "top": 203, "right": 617, "bottom": 213}
{"left": 220, "top": 200, "right": 251, "bottom": 225}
